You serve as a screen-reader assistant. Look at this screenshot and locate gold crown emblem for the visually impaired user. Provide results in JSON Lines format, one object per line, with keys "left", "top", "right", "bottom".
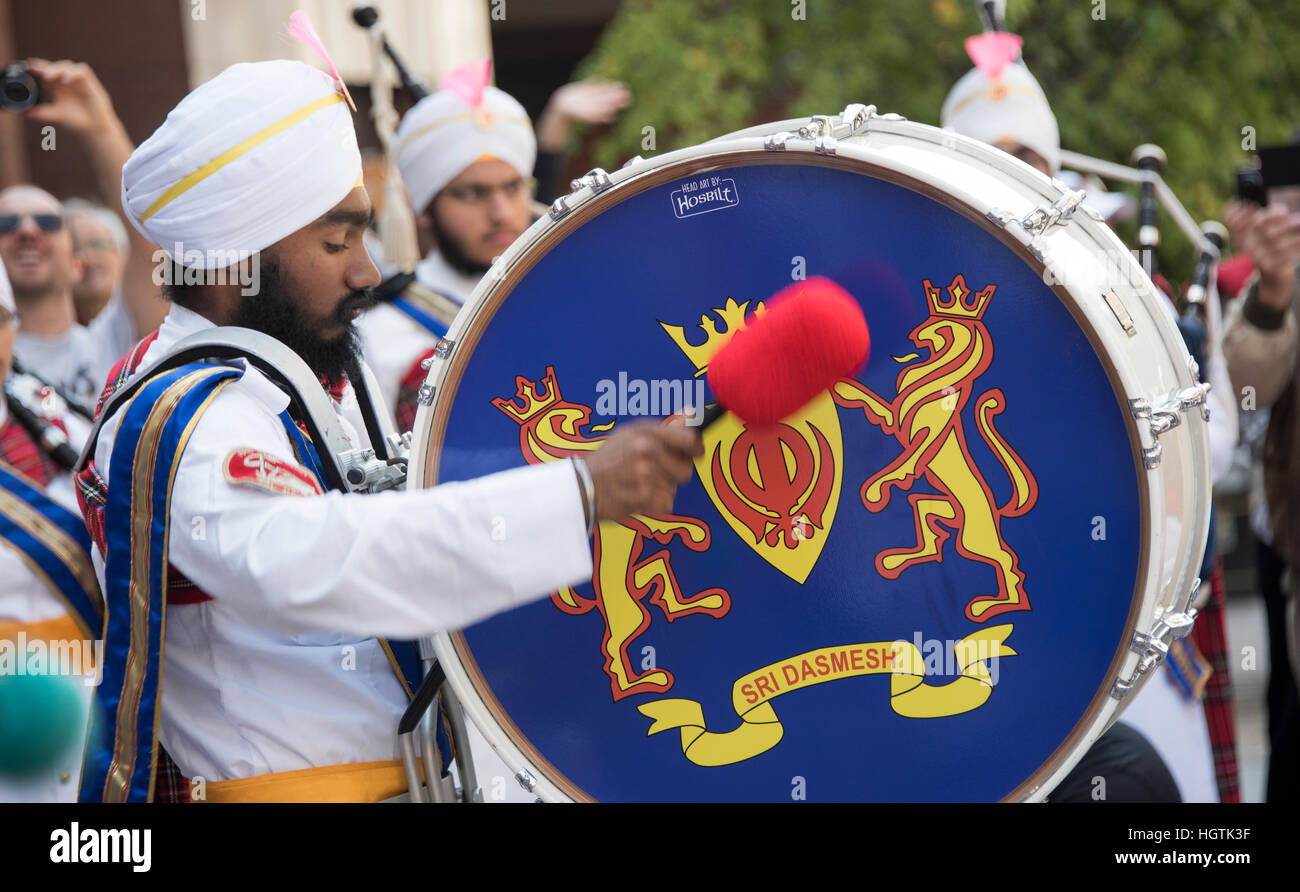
{"left": 491, "top": 365, "right": 563, "bottom": 423}
{"left": 924, "top": 274, "right": 995, "bottom": 319}
{"left": 660, "top": 296, "right": 767, "bottom": 375}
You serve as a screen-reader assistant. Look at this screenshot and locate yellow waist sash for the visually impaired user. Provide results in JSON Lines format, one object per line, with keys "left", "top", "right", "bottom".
{"left": 0, "top": 613, "right": 89, "bottom": 648}
{"left": 198, "top": 759, "right": 424, "bottom": 803}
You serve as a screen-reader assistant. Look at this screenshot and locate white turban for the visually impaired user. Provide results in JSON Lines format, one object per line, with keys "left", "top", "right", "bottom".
{"left": 122, "top": 59, "right": 362, "bottom": 270}
{"left": 0, "top": 255, "right": 13, "bottom": 315}
{"left": 941, "top": 61, "right": 1060, "bottom": 175}
{"left": 396, "top": 83, "right": 536, "bottom": 214}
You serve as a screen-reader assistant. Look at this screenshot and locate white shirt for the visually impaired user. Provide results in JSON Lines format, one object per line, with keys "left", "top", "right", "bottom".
{"left": 86, "top": 289, "right": 137, "bottom": 368}
{"left": 14, "top": 321, "right": 119, "bottom": 408}
{"left": 91, "top": 304, "right": 593, "bottom": 783}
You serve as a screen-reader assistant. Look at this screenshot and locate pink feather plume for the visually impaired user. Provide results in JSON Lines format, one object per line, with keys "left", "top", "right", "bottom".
{"left": 964, "top": 31, "right": 1023, "bottom": 81}
{"left": 287, "top": 9, "right": 356, "bottom": 110}
{"left": 439, "top": 59, "right": 493, "bottom": 108}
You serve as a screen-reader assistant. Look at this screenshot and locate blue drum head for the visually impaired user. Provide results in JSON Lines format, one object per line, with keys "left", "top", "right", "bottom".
{"left": 431, "top": 157, "right": 1144, "bottom": 802}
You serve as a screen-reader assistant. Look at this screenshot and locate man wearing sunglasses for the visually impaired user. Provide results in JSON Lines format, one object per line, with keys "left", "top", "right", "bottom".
{"left": 0, "top": 187, "right": 106, "bottom": 404}
{"left": 0, "top": 59, "right": 167, "bottom": 407}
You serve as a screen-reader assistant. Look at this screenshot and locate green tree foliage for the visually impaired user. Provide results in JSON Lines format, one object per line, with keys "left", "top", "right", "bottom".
{"left": 579, "top": 0, "right": 1300, "bottom": 279}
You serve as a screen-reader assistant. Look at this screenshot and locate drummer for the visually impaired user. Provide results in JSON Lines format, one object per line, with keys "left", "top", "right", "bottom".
{"left": 357, "top": 63, "right": 536, "bottom": 433}
{"left": 941, "top": 38, "right": 1237, "bottom": 802}
{"left": 77, "top": 47, "right": 702, "bottom": 803}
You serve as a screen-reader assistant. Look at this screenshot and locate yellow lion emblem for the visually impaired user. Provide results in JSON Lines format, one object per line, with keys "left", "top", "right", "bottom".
{"left": 833, "top": 275, "right": 1038, "bottom": 622}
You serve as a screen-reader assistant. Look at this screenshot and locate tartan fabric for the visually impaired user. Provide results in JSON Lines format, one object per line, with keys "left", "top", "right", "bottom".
{"left": 396, "top": 348, "right": 436, "bottom": 434}
{"left": 1191, "top": 559, "right": 1239, "bottom": 803}
{"left": 0, "top": 417, "right": 58, "bottom": 488}
{"left": 78, "top": 331, "right": 215, "bottom": 606}
{"left": 153, "top": 746, "right": 190, "bottom": 803}
{"left": 95, "top": 330, "right": 160, "bottom": 418}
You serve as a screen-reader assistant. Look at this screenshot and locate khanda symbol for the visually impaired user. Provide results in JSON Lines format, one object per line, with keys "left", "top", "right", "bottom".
{"left": 492, "top": 366, "right": 731, "bottom": 701}
{"left": 660, "top": 297, "right": 844, "bottom": 583}
{"left": 832, "top": 275, "right": 1038, "bottom": 623}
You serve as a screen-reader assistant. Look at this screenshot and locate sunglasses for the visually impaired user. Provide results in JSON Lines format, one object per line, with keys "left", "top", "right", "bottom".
{"left": 0, "top": 213, "right": 64, "bottom": 234}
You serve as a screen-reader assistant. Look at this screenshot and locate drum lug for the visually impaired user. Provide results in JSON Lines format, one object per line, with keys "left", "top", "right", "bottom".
{"left": 838, "top": 103, "right": 877, "bottom": 135}
{"left": 569, "top": 168, "right": 613, "bottom": 195}
{"left": 988, "top": 189, "right": 1087, "bottom": 261}
{"left": 621, "top": 155, "right": 645, "bottom": 170}
{"left": 435, "top": 336, "right": 456, "bottom": 360}
{"left": 1111, "top": 582, "right": 1200, "bottom": 702}
{"left": 552, "top": 170, "right": 613, "bottom": 222}
{"left": 765, "top": 105, "right": 879, "bottom": 153}
{"left": 548, "top": 195, "right": 572, "bottom": 221}
{"left": 1020, "top": 188, "right": 1087, "bottom": 239}
{"left": 986, "top": 208, "right": 1018, "bottom": 228}
{"left": 1129, "top": 383, "right": 1212, "bottom": 469}
{"left": 418, "top": 382, "right": 436, "bottom": 407}
{"left": 515, "top": 768, "right": 538, "bottom": 793}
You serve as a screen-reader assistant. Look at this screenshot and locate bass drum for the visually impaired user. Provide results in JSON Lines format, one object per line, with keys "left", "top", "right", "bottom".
{"left": 408, "top": 105, "right": 1211, "bottom": 802}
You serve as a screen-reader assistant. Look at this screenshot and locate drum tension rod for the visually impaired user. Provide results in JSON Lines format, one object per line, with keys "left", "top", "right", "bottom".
{"left": 1128, "top": 383, "right": 1211, "bottom": 469}
{"left": 763, "top": 104, "right": 886, "bottom": 154}
{"left": 1111, "top": 579, "right": 1201, "bottom": 703}
{"left": 987, "top": 186, "right": 1087, "bottom": 261}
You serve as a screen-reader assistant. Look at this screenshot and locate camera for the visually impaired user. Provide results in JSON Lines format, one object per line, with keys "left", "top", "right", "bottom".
{"left": 1236, "top": 166, "right": 1267, "bottom": 207}
{"left": 0, "top": 61, "right": 43, "bottom": 112}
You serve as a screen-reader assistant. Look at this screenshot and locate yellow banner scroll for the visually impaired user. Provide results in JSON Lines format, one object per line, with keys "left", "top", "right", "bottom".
{"left": 638, "top": 625, "right": 1016, "bottom": 766}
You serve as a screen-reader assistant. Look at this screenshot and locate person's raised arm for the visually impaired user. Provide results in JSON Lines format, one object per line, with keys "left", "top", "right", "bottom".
{"left": 24, "top": 58, "right": 167, "bottom": 339}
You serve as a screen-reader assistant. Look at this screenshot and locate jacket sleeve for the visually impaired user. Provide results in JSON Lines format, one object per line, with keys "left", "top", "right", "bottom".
{"left": 101, "top": 379, "right": 594, "bottom": 640}
{"left": 1222, "top": 270, "right": 1300, "bottom": 411}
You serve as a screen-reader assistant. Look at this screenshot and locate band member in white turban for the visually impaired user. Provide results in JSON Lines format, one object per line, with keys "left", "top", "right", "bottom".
{"left": 359, "top": 60, "right": 538, "bottom": 432}
{"left": 122, "top": 60, "right": 364, "bottom": 268}
{"left": 941, "top": 45, "right": 1060, "bottom": 177}
{"left": 81, "top": 26, "right": 699, "bottom": 803}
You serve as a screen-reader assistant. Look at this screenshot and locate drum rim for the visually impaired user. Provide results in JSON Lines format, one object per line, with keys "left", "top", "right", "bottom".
{"left": 410, "top": 127, "right": 1204, "bottom": 802}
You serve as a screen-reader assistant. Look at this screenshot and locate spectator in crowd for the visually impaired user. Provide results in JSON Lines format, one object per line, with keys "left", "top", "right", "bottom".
{"left": 1222, "top": 191, "right": 1300, "bottom": 802}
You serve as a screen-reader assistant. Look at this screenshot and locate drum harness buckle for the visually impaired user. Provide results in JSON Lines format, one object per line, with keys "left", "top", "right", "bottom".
{"left": 1127, "top": 382, "right": 1212, "bottom": 469}
{"left": 1111, "top": 578, "right": 1201, "bottom": 702}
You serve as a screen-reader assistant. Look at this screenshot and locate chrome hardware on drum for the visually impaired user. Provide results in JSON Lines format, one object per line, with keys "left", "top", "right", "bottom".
{"left": 408, "top": 104, "right": 1211, "bottom": 802}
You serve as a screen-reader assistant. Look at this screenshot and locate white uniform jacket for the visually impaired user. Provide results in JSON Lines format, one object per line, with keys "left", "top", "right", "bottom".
{"left": 90, "top": 304, "right": 593, "bottom": 783}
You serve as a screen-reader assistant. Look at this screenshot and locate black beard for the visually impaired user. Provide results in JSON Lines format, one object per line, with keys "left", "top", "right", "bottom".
{"left": 231, "top": 258, "right": 375, "bottom": 384}
{"left": 431, "top": 210, "right": 490, "bottom": 277}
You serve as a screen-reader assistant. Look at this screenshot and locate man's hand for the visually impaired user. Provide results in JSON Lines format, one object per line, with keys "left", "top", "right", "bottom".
{"left": 1242, "top": 205, "right": 1300, "bottom": 311}
{"left": 1223, "top": 199, "right": 1259, "bottom": 251}
{"left": 584, "top": 417, "right": 703, "bottom": 523}
{"left": 22, "top": 59, "right": 120, "bottom": 137}
{"left": 535, "top": 80, "right": 632, "bottom": 153}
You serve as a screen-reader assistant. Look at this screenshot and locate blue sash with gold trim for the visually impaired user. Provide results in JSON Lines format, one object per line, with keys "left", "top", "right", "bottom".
{"left": 390, "top": 295, "right": 450, "bottom": 339}
{"left": 81, "top": 362, "right": 451, "bottom": 801}
{"left": 82, "top": 363, "right": 243, "bottom": 802}
{"left": 0, "top": 460, "right": 102, "bottom": 636}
